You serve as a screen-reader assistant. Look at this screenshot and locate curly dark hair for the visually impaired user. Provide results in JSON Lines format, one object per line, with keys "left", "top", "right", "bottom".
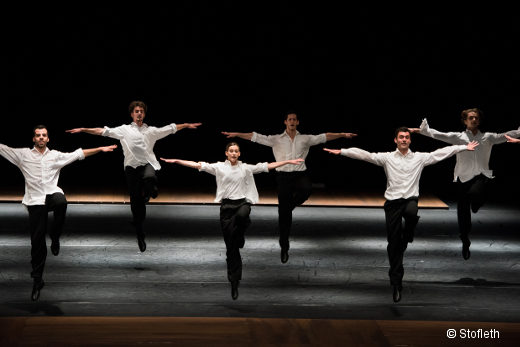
{"left": 129, "top": 101, "right": 148, "bottom": 114}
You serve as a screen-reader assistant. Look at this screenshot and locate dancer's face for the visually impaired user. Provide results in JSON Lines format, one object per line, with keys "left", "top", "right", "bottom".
{"left": 284, "top": 113, "right": 299, "bottom": 132}
{"left": 464, "top": 112, "right": 480, "bottom": 131}
{"left": 394, "top": 131, "right": 411, "bottom": 153}
{"left": 33, "top": 129, "right": 49, "bottom": 149}
{"left": 130, "top": 106, "right": 146, "bottom": 125}
{"left": 225, "top": 145, "right": 241, "bottom": 165}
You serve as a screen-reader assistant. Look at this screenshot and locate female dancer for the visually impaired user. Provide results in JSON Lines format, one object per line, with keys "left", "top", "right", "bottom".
{"left": 161, "top": 142, "right": 303, "bottom": 300}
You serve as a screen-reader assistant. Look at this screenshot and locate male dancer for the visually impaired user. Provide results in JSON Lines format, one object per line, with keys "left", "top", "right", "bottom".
{"left": 67, "top": 101, "right": 201, "bottom": 252}
{"left": 324, "top": 127, "right": 478, "bottom": 302}
{"left": 0, "top": 125, "right": 116, "bottom": 301}
{"left": 223, "top": 110, "right": 356, "bottom": 263}
{"left": 410, "top": 109, "right": 520, "bottom": 259}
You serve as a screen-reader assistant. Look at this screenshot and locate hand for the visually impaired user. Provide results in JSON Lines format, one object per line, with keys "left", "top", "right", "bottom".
{"left": 100, "top": 145, "right": 117, "bottom": 152}
{"left": 342, "top": 133, "right": 357, "bottom": 139}
{"left": 467, "top": 140, "right": 479, "bottom": 151}
{"left": 287, "top": 159, "right": 304, "bottom": 165}
{"left": 66, "top": 128, "right": 83, "bottom": 134}
{"left": 506, "top": 135, "right": 520, "bottom": 144}
{"left": 221, "top": 132, "right": 237, "bottom": 138}
{"left": 323, "top": 148, "right": 341, "bottom": 155}
{"left": 186, "top": 123, "right": 202, "bottom": 129}
{"left": 160, "top": 158, "right": 179, "bottom": 164}
{"left": 408, "top": 128, "right": 421, "bottom": 134}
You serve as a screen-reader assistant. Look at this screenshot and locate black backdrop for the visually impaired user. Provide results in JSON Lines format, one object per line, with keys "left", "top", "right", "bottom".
{"left": 2, "top": 3, "right": 519, "bottom": 204}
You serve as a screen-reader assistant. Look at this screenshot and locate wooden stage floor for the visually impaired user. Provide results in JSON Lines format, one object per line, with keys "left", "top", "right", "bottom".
{"left": 0, "top": 186, "right": 449, "bottom": 209}
{"left": 1, "top": 317, "right": 517, "bottom": 346}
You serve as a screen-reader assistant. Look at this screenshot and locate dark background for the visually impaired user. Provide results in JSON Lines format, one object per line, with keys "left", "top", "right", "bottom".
{"left": 2, "top": 3, "right": 519, "bottom": 205}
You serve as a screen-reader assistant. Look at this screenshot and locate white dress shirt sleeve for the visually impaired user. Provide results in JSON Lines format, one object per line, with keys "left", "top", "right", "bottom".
{"left": 199, "top": 162, "right": 218, "bottom": 176}
{"left": 52, "top": 148, "right": 85, "bottom": 169}
{"left": 251, "top": 132, "right": 278, "bottom": 147}
{"left": 102, "top": 126, "right": 125, "bottom": 140}
{"left": 246, "top": 162, "right": 269, "bottom": 174}
{"left": 423, "top": 145, "right": 467, "bottom": 166}
{"left": 487, "top": 127, "right": 520, "bottom": 145}
{"left": 340, "top": 148, "right": 386, "bottom": 166}
{"left": 148, "top": 123, "right": 178, "bottom": 141}
{"left": 304, "top": 133, "right": 327, "bottom": 146}
{"left": 419, "top": 118, "right": 465, "bottom": 145}
{"left": 0, "top": 144, "right": 24, "bottom": 166}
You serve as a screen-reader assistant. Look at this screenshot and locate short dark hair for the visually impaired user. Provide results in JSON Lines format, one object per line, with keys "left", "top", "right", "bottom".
{"left": 394, "top": 126, "right": 410, "bottom": 139}
{"left": 129, "top": 101, "right": 148, "bottom": 114}
{"left": 226, "top": 142, "right": 240, "bottom": 151}
{"left": 461, "top": 108, "right": 484, "bottom": 125}
{"left": 284, "top": 110, "right": 298, "bottom": 121}
{"left": 33, "top": 125, "right": 48, "bottom": 137}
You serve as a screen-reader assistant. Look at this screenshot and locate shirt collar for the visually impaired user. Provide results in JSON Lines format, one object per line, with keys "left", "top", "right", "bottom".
{"left": 224, "top": 160, "right": 243, "bottom": 166}
{"left": 131, "top": 122, "right": 148, "bottom": 128}
{"left": 282, "top": 130, "right": 300, "bottom": 137}
{"left": 31, "top": 147, "right": 50, "bottom": 155}
{"left": 465, "top": 128, "right": 481, "bottom": 136}
{"left": 394, "top": 148, "right": 413, "bottom": 157}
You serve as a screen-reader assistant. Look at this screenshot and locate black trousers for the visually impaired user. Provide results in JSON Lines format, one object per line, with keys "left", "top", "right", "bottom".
{"left": 457, "top": 174, "right": 487, "bottom": 241}
{"left": 220, "top": 198, "right": 251, "bottom": 282}
{"left": 276, "top": 171, "right": 313, "bottom": 250}
{"left": 125, "top": 164, "right": 158, "bottom": 227}
{"left": 383, "top": 198, "right": 420, "bottom": 286}
{"left": 27, "top": 193, "right": 68, "bottom": 278}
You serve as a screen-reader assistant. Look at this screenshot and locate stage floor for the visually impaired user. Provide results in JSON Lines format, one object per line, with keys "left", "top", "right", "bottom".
{"left": 1, "top": 202, "right": 519, "bottom": 345}
{"left": 0, "top": 186, "right": 449, "bottom": 208}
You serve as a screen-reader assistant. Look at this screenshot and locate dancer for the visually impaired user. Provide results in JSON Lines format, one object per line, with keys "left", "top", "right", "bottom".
{"left": 66, "top": 101, "right": 201, "bottom": 252}
{"left": 0, "top": 125, "right": 117, "bottom": 301}
{"left": 222, "top": 110, "right": 357, "bottom": 263}
{"left": 161, "top": 142, "right": 303, "bottom": 300}
{"left": 410, "top": 109, "right": 520, "bottom": 259}
{"left": 324, "top": 127, "right": 478, "bottom": 302}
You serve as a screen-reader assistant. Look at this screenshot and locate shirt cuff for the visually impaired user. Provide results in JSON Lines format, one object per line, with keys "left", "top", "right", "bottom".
{"left": 457, "top": 144, "right": 467, "bottom": 152}
{"left": 419, "top": 118, "right": 428, "bottom": 132}
{"left": 101, "top": 126, "right": 110, "bottom": 137}
{"left": 76, "top": 148, "right": 85, "bottom": 160}
{"left": 171, "top": 123, "right": 178, "bottom": 134}
{"left": 251, "top": 132, "right": 258, "bottom": 142}
{"left": 198, "top": 162, "right": 208, "bottom": 172}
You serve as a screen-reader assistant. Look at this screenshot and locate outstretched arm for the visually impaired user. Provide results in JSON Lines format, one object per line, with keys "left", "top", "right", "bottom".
{"left": 160, "top": 158, "right": 202, "bottom": 170}
{"left": 505, "top": 135, "right": 520, "bottom": 144}
{"left": 267, "top": 158, "right": 304, "bottom": 170}
{"left": 82, "top": 145, "right": 117, "bottom": 157}
{"left": 176, "top": 123, "right": 202, "bottom": 131}
{"left": 66, "top": 128, "right": 105, "bottom": 136}
{"left": 323, "top": 148, "right": 341, "bottom": 155}
{"left": 221, "top": 132, "right": 254, "bottom": 141}
{"left": 325, "top": 147, "right": 385, "bottom": 166}
{"left": 325, "top": 133, "right": 357, "bottom": 141}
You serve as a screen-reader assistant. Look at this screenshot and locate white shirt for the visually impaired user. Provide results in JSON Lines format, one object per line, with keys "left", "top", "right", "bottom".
{"left": 102, "top": 122, "right": 177, "bottom": 170}
{"left": 199, "top": 160, "right": 269, "bottom": 204}
{"left": 251, "top": 130, "right": 326, "bottom": 172}
{"left": 341, "top": 145, "right": 467, "bottom": 200}
{"left": 0, "top": 145, "right": 85, "bottom": 206}
{"left": 420, "top": 118, "right": 520, "bottom": 182}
